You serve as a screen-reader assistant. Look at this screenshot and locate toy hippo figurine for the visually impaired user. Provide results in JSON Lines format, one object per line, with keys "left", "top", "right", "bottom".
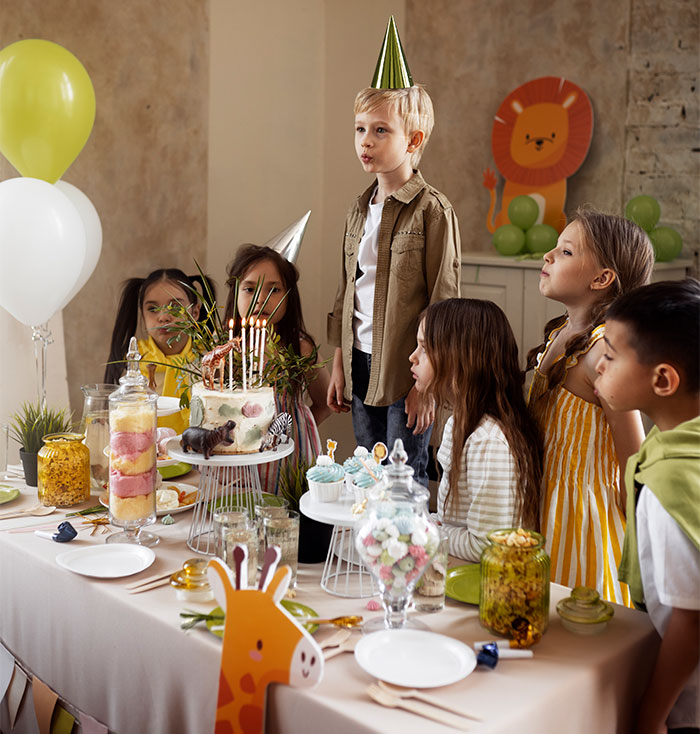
{"left": 181, "top": 420, "right": 236, "bottom": 459}
{"left": 259, "top": 413, "right": 293, "bottom": 452}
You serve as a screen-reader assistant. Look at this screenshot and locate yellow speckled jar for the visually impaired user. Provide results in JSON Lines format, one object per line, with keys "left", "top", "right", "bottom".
{"left": 479, "top": 529, "right": 550, "bottom": 647}
{"left": 38, "top": 433, "right": 90, "bottom": 507}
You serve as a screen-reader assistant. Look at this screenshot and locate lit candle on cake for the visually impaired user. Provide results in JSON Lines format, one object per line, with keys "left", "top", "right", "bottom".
{"left": 241, "top": 316, "right": 247, "bottom": 391}
{"left": 259, "top": 319, "right": 267, "bottom": 385}
{"left": 254, "top": 320, "right": 261, "bottom": 388}
{"left": 248, "top": 317, "right": 255, "bottom": 385}
{"left": 228, "top": 319, "right": 234, "bottom": 391}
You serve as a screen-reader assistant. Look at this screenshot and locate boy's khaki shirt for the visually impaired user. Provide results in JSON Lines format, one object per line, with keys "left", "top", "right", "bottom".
{"left": 327, "top": 170, "right": 461, "bottom": 407}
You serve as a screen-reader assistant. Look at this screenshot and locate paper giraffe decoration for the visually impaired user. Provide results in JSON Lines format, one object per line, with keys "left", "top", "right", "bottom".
{"left": 483, "top": 76, "right": 593, "bottom": 234}
{"left": 207, "top": 546, "right": 323, "bottom": 734}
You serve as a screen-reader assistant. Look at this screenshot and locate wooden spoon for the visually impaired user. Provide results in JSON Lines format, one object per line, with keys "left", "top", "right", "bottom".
{"left": 0, "top": 505, "right": 57, "bottom": 520}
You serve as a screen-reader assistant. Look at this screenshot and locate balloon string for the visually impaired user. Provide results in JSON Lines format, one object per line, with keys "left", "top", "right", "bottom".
{"left": 31, "top": 323, "right": 53, "bottom": 413}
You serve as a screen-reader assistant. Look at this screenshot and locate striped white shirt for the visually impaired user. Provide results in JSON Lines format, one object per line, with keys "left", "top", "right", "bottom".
{"left": 434, "top": 415, "right": 520, "bottom": 562}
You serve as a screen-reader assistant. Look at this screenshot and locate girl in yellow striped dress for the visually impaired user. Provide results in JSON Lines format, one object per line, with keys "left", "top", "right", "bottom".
{"left": 527, "top": 209, "right": 654, "bottom": 605}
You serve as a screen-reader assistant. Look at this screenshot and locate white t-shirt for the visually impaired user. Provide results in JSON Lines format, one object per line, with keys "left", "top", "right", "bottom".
{"left": 637, "top": 485, "right": 700, "bottom": 728}
{"left": 352, "top": 193, "right": 384, "bottom": 353}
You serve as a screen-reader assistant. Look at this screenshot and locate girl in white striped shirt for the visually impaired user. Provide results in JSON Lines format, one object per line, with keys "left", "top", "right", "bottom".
{"left": 409, "top": 299, "right": 543, "bottom": 561}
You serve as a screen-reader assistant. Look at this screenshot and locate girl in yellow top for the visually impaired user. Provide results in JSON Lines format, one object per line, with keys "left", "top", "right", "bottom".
{"left": 105, "top": 268, "right": 216, "bottom": 434}
{"left": 526, "top": 209, "right": 654, "bottom": 605}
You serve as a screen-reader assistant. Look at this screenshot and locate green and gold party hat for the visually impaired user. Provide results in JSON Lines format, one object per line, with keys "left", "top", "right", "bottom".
{"left": 370, "top": 16, "right": 413, "bottom": 89}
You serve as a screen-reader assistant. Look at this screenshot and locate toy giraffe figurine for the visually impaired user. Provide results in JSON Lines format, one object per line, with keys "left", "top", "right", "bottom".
{"left": 207, "top": 546, "right": 324, "bottom": 734}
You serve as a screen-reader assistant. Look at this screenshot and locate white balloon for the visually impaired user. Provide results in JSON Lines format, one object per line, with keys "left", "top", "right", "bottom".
{"left": 54, "top": 180, "right": 102, "bottom": 309}
{"left": 0, "top": 177, "right": 86, "bottom": 326}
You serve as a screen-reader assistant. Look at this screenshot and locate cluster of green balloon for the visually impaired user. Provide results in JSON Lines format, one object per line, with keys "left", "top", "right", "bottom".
{"left": 493, "top": 196, "right": 558, "bottom": 256}
{"left": 624, "top": 196, "right": 683, "bottom": 262}
{"left": 0, "top": 39, "right": 100, "bottom": 327}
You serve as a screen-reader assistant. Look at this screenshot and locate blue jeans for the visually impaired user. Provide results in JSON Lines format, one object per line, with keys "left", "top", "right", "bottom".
{"left": 351, "top": 349, "right": 432, "bottom": 488}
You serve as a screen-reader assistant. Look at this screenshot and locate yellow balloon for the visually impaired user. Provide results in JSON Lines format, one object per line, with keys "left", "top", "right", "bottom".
{"left": 0, "top": 39, "right": 96, "bottom": 183}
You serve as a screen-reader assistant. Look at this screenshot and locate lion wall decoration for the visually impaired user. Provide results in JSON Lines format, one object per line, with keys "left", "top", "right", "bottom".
{"left": 483, "top": 76, "right": 593, "bottom": 234}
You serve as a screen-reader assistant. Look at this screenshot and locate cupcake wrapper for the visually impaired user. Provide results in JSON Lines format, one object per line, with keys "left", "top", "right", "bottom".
{"left": 308, "top": 478, "right": 343, "bottom": 503}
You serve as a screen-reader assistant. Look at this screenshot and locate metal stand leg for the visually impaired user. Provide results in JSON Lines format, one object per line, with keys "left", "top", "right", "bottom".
{"left": 187, "top": 463, "right": 264, "bottom": 555}
{"left": 320, "top": 525, "right": 378, "bottom": 598}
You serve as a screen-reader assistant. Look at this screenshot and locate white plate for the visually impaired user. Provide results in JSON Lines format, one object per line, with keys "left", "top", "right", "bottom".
{"left": 165, "top": 436, "right": 295, "bottom": 467}
{"left": 99, "top": 482, "right": 198, "bottom": 517}
{"left": 354, "top": 629, "right": 476, "bottom": 688}
{"left": 56, "top": 544, "right": 155, "bottom": 579}
{"left": 157, "top": 396, "right": 181, "bottom": 416}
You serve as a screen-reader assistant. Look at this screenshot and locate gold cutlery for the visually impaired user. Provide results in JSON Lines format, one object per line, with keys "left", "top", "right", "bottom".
{"left": 296, "top": 615, "right": 363, "bottom": 628}
{"left": 377, "top": 680, "right": 482, "bottom": 722}
{"left": 366, "top": 684, "right": 471, "bottom": 731}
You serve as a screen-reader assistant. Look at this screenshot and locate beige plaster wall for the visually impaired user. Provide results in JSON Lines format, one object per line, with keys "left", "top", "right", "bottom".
{"left": 208, "top": 0, "right": 404, "bottom": 450}
{"left": 1, "top": 0, "right": 209, "bottom": 419}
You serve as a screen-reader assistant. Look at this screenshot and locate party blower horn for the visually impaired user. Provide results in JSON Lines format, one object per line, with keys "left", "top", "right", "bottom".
{"left": 371, "top": 16, "right": 413, "bottom": 89}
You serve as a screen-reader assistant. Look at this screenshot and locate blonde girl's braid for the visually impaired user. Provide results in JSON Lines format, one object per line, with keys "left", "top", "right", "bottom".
{"left": 526, "top": 208, "right": 655, "bottom": 393}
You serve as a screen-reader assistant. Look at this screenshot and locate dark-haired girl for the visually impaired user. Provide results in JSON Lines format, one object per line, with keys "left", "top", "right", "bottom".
{"left": 224, "top": 245, "right": 330, "bottom": 493}
{"left": 409, "top": 298, "right": 542, "bottom": 561}
{"left": 104, "top": 268, "right": 216, "bottom": 434}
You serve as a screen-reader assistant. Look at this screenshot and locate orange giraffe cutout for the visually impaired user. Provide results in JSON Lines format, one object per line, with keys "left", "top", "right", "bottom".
{"left": 207, "top": 546, "right": 323, "bottom": 734}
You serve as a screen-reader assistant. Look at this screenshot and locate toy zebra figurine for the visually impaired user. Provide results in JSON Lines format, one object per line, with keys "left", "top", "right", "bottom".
{"left": 259, "top": 412, "right": 292, "bottom": 452}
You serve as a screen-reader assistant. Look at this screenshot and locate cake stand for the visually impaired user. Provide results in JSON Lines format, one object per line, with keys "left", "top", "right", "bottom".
{"left": 165, "top": 436, "right": 294, "bottom": 555}
{"left": 299, "top": 491, "right": 378, "bottom": 599}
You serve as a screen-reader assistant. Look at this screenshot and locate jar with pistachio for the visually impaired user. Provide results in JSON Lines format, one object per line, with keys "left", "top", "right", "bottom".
{"left": 38, "top": 433, "right": 91, "bottom": 507}
{"left": 479, "top": 528, "right": 550, "bottom": 647}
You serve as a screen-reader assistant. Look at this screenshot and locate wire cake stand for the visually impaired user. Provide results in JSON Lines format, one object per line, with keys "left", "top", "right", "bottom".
{"left": 165, "top": 436, "right": 294, "bottom": 555}
{"left": 299, "top": 491, "right": 378, "bottom": 598}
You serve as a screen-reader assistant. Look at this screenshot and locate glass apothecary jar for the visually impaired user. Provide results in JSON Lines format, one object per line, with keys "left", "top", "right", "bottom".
{"left": 107, "top": 337, "right": 159, "bottom": 547}
{"left": 38, "top": 433, "right": 90, "bottom": 507}
{"left": 479, "top": 528, "right": 550, "bottom": 647}
{"left": 354, "top": 439, "right": 440, "bottom": 632}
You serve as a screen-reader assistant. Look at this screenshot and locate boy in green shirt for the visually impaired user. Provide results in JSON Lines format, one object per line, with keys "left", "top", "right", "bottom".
{"left": 595, "top": 279, "right": 700, "bottom": 734}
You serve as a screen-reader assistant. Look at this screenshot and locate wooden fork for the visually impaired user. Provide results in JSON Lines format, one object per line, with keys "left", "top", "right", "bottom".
{"left": 366, "top": 684, "right": 472, "bottom": 731}
{"left": 377, "top": 680, "right": 482, "bottom": 721}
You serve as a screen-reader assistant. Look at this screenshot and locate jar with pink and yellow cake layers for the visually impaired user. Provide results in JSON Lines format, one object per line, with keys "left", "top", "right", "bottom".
{"left": 107, "top": 337, "right": 159, "bottom": 547}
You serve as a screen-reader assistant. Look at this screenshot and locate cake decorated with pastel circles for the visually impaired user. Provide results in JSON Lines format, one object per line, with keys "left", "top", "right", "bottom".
{"left": 189, "top": 382, "right": 277, "bottom": 454}
{"left": 306, "top": 455, "right": 345, "bottom": 502}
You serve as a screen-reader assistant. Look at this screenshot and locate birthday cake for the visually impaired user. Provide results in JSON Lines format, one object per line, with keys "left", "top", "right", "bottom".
{"left": 189, "top": 381, "right": 277, "bottom": 454}
{"left": 109, "top": 404, "right": 157, "bottom": 522}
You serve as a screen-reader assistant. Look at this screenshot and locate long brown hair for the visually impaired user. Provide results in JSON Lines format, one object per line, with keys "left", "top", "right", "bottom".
{"left": 526, "top": 208, "right": 654, "bottom": 389}
{"left": 223, "top": 245, "right": 315, "bottom": 356}
{"left": 422, "top": 298, "right": 543, "bottom": 530}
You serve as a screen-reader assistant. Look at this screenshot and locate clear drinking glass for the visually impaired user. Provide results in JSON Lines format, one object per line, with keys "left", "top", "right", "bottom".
{"left": 263, "top": 509, "right": 300, "bottom": 586}
{"left": 214, "top": 506, "right": 252, "bottom": 558}
{"left": 222, "top": 524, "right": 259, "bottom": 587}
{"left": 414, "top": 527, "right": 449, "bottom": 613}
{"left": 80, "top": 384, "right": 118, "bottom": 492}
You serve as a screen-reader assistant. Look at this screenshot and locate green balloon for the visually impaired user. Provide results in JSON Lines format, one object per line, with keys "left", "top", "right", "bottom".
{"left": 625, "top": 195, "right": 661, "bottom": 232}
{"left": 493, "top": 224, "right": 525, "bottom": 256}
{"left": 524, "top": 223, "right": 558, "bottom": 253}
{"left": 508, "top": 195, "right": 539, "bottom": 230}
{"left": 649, "top": 226, "right": 683, "bottom": 262}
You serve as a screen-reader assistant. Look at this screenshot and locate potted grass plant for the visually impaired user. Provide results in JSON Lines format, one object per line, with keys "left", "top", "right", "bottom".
{"left": 9, "top": 401, "right": 73, "bottom": 486}
{"left": 278, "top": 458, "right": 332, "bottom": 563}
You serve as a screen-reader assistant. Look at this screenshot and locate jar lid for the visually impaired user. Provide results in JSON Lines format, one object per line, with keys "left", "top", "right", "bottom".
{"left": 43, "top": 432, "right": 86, "bottom": 442}
{"left": 556, "top": 586, "right": 614, "bottom": 625}
{"left": 170, "top": 558, "right": 212, "bottom": 592}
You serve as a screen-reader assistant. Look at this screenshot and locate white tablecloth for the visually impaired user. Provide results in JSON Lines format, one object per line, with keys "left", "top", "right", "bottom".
{"left": 0, "top": 485, "right": 659, "bottom": 734}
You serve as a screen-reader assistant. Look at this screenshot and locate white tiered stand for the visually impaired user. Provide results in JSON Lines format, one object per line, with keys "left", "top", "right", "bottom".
{"left": 165, "top": 436, "right": 294, "bottom": 555}
{"left": 299, "top": 491, "right": 377, "bottom": 599}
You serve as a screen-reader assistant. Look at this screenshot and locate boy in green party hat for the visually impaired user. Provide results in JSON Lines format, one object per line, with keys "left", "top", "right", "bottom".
{"left": 595, "top": 279, "right": 699, "bottom": 733}
{"left": 326, "top": 17, "right": 461, "bottom": 487}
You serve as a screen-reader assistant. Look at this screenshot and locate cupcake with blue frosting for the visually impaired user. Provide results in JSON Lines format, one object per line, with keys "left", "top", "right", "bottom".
{"left": 306, "top": 454, "right": 345, "bottom": 502}
{"left": 345, "top": 443, "right": 386, "bottom": 502}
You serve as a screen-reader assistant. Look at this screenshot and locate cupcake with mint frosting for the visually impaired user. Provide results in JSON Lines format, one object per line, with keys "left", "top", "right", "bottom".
{"left": 346, "top": 446, "right": 384, "bottom": 502}
{"left": 343, "top": 446, "right": 370, "bottom": 493}
{"left": 306, "top": 454, "right": 345, "bottom": 502}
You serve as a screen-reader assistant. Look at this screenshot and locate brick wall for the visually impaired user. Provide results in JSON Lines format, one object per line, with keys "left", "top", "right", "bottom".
{"left": 625, "top": 0, "right": 699, "bottom": 268}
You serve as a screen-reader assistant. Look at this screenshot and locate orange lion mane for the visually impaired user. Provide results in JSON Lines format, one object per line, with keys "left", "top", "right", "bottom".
{"left": 491, "top": 76, "right": 593, "bottom": 187}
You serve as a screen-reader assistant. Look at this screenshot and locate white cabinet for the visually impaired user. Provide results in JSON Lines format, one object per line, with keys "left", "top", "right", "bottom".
{"left": 460, "top": 252, "right": 693, "bottom": 367}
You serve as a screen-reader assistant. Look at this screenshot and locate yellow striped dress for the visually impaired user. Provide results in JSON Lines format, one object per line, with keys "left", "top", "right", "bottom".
{"left": 528, "top": 323, "right": 631, "bottom": 606}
